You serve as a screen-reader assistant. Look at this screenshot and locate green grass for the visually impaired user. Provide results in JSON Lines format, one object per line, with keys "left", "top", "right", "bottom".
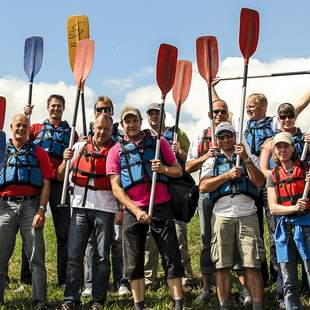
{"left": 2, "top": 215, "right": 310, "bottom": 309}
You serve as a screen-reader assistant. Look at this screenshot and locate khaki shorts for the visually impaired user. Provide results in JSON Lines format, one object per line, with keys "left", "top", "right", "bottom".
{"left": 211, "top": 213, "right": 265, "bottom": 269}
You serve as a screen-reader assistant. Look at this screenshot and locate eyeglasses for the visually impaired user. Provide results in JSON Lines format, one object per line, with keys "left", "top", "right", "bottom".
{"left": 213, "top": 109, "right": 227, "bottom": 115}
{"left": 279, "top": 114, "right": 295, "bottom": 120}
{"left": 217, "top": 132, "right": 234, "bottom": 140}
{"left": 96, "top": 106, "right": 112, "bottom": 113}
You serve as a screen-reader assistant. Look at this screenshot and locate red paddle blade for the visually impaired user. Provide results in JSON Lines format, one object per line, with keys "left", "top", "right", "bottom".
{"left": 239, "top": 8, "right": 260, "bottom": 63}
{"left": 172, "top": 60, "right": 192, "bottom": 107}
{"left": 73, "top": 39, "right": 95, "bottom": 88}
{"left": 0, "top": 97, "right": 6, "bottom": 131}
{"left": 196, "top": 36, "right": 219, "bottom": 87}
{"left": 156, "top": 43, "right": 178, "bottom": 100}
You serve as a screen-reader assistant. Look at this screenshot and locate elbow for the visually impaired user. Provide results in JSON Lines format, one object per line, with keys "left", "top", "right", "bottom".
{"left": 199, "top": 180, "right": 210, "bottom": 193}
{"left": 185, "top": 163, "right": 193, "bottom": 174}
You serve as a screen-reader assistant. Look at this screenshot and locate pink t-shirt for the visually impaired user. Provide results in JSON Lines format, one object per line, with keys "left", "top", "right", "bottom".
{"left": 106, "top": 136, "right": 176, "bottom": 207}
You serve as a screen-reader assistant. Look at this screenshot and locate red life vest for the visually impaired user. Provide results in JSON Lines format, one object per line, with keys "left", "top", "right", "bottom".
{"left": 198, "top": 128, "right": 212, "bottom": 157}
{"left": 71, "top": 139, "right": 115, "bottom": 191}
{"left": 272, "top": 160, "right": 309, "bottom": 208}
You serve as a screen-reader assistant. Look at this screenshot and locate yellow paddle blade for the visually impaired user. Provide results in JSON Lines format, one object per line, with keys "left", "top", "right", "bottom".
{"left": 67, "top": 15, "right": 90, "bottom": 71}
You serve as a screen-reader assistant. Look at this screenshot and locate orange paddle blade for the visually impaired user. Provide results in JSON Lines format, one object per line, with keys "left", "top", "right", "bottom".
{"left": 0, "top": 97, "right": 6, "bottom": 131}
{"left": 196, "top": 36, "right": 219, "bottom": 87}
{"left": 67, "top": 15, "right": 90, "bottom": 71}
{"left": 239, "top": 8, "right": 260, "bottom": 63}
{"left": 173, "top": 60, "right": 192, "bottom": 106}
{"left": 73, "top": 39, "right": 95, "bottom": 88}
{"left": 156, "top": 43, "right": 178, "bottom": 100}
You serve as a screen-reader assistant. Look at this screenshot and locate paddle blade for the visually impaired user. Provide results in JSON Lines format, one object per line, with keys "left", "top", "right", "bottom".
{"left": 0, "top": 131, "right": 6, "bottom": 169}
{"left": 156, "top": 44, "right": 178, "bottom": 99}
{"left": 73, "top": 39, "right": 95, "bottom": 88}
{"left": 67, "top": 15, "right": 90, "bottom": 71}
{"left": 196, "top": 36, "right": 219, "bottom": 86}
{"left": 239, "top": 8, "right": 260, "bottom": 63}
{"left": 172, "top": 60, "right": 192, "bottom": 106}
{"left": 0, "top": 97, "right": 6, "bottom": 131}
{"left": 24, "top": 36, "right": 43, "bottom": 82}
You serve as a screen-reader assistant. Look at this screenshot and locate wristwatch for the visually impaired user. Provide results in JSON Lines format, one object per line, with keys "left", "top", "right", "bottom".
{"left": 39, "top": 205, "right": 47, "bottom": 213}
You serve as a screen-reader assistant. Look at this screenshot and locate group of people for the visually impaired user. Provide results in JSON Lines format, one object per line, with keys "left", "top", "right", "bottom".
{"left": 0, "top": 81, "right": 310, "bottom": 310}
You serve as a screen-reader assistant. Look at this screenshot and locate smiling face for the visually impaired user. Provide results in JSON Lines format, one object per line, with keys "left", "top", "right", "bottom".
{"left": 10, "top": 114, "right": 30, "bottom": 143}
{"left": 273, "top": 142, "right": 294, "bottom": 163}
{"left": 147, "top": 109, "right": 162, "bottom": 129}
{"left": 216, "top": 130, "right": 236, "bottom": 152}
{"left": 93, "top": 115, "right": 113, "bottom": 146}
{"left": 47, "top": 98, "right": 64, "bottom": 121}
{"left": 121, "top": 114, "right": 142, "bottom": 140}
{"left": 212, "top": 100, "right": 228, "bottom": 126}
{"left": 246, "top": 94, "right": 267, "bottom": 121}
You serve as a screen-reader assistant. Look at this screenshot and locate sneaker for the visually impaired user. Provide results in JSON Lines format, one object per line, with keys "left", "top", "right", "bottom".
{"left": 81, "top": 287, "right": 92, "bottom": 297}
{"left": 117, "top": 284, "right": 131, "bottom": 296}
{"left": 182, "top": 283, "right": 193, "bottom": 293}
{"left": 194, "top": 288, "right": 212, "bottom": 305}
{"left": 239, "top": 286, "right": 252, "bottom": 306}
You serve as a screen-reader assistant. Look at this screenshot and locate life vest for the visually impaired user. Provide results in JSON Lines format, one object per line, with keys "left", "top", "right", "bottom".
{"left": 33, "top": 119, "right": 71, "bottom": 159}
{"left": 71, "top": 139, "right": 115, "bottom": 191}
{"left": 244, "top": 116, "right": 274, "bottom": 156}
{"left": 0, "top": 140, "right": 43, "bottom": 189}
{"left": 272, "top": 160, "right": 309, "bottom": 207}
{"left": 198, "top": 128, "right": 212, "bottom": 157}
{"left": 88, "top": 121, "right": 122, "bottom": 143}
{"left": 120, "top": 129, "right": 168, "bottom": 190}
{"left": 208, "top": 153, "right": 259, "bottom": 204}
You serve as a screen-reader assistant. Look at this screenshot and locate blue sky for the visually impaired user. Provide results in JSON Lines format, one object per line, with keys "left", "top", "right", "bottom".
{"left": 1, "top": 0, "right": 310, "bottom": 135}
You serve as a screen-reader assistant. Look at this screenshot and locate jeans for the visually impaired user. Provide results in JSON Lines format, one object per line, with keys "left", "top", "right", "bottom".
{"left": 20, "top": 181, "right": 71, "bottom": 286}
{"left": 63, "top": 208, "right": 114, "bottom": 304}
{"left": 84, "top": 224, "right": 126, "bottom": 290}
{"left": 280, "top": 225, "right": 310, "bottom": 310}
{"left": 0, "top": 198, "right": 47, "bottom": 304}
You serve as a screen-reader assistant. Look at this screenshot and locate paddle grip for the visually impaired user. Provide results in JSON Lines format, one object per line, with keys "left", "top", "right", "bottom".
{"left": 81, "top": 91, "right": 87, "bottom": 136}
{"left": 59, "top": 89, "right": 81, "bottom": 206}
{"left": 236, "top": 63, "right": 249, "bottom": 167}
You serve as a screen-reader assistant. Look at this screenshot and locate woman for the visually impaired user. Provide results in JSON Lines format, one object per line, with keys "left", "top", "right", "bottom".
{"left": 260, "top": 102, "right": 310, "bottom": 178}
{"left": 267, "top": 131, "right": 310, "bottom": 309}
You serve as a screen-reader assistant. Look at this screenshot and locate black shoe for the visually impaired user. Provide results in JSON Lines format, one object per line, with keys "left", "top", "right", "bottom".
{"left": 90, "top": 302, "right": 104, "bottom": 310}
{"left": 194, "top": 288, "right": 213, "bottom": 305}
{"left": 60, "top": 301, "right": 80, "bottom": 310}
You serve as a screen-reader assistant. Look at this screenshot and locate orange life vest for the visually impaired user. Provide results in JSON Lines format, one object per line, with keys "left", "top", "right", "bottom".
{"left": 272, "top": 160, "right": 309, "bottom": 208}
{"left": 198, "top": 128, "right": 212, "bottom": 157}
{"left": 71, "top": 139, "right": 115, "bottom": 191}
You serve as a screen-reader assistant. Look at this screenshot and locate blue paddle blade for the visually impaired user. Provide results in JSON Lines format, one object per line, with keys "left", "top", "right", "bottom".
{"left": 0, "top": 131, "right": 6, "bottom": 169}
{"left": 24, "top": 36, "right": 43, "bottom": 82}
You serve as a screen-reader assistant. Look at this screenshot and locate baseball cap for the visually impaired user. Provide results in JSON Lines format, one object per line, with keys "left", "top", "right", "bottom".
{"left": 215, "top": 122, "right": 235, "bottom": 136}
{"left": 120, "top": 106, "right": 142, "bottom": 122}
{"left": 146, "top": 103, "right": 161, "bottom": 113}
{"left": 272, "top": 132, "right": 293, "bottom": 147}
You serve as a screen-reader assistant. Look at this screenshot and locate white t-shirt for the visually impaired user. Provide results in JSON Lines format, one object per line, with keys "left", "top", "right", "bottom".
{"left": 200, "top": 152, "right": 260, "bottom": 217}
{"left": 69, "top": 142, "right": 117, "bottom": 213}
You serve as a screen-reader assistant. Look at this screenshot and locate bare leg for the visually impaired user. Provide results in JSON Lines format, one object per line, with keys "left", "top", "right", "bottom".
{"left": 216, "top": 268, "right": 231, "bottom": 303}
{"left": 167, "top": 277, "right": 183, "bottom": 299}
{"left": 131, "top": 279, "right": 145, "bottom": 302}
{"left": 245, "top": 268, "right": 263, "bottom": 303}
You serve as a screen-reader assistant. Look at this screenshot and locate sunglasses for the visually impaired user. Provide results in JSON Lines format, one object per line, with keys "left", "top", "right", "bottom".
{"left": 96, "top": 106, "right": 112, "bottom": 113}
{"left": 213, "top": 109, "right": 227, "bottom": 115}
{"left": 279, "top": 114, "right": 295, "bottom": 120}
{"left": 217, "top": 132, "right": 234, "bottom": 140}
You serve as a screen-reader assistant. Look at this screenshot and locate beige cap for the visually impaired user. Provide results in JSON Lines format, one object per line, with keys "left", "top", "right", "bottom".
{"left": 272, "top": 132, "right": 293, "bottom": 147}
{"left": 120, "top": 106, "right": 142, "bottom": 122}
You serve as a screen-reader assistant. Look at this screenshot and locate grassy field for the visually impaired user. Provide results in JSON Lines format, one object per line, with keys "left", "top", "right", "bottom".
{"left": 2, "top": 214, "right": 310, "bottom": 309}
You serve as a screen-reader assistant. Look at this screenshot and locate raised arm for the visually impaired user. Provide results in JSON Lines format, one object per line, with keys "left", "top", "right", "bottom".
{"left": 294, "top": 87, "right": 310, "bottom": 117}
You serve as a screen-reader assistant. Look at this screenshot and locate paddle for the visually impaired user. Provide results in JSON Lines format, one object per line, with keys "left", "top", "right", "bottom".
{"left": 0, "top": 97, "right": 6, "bottom": 169}
{"left": 148, "top": 43, "right": 178, "bottom": 217}
{"left": 24, "top": 36, "right": 43, "bottom": 116}
{"left": 236, "top": 8, "right": 260, "bottom": 167}
{"left": 59, "top": 39, "right": 95, "bottom": 207}
{"left": 196, "top": 36, "right": 219, "bottom": 145}
{"left": 67, "top": 15, "right": 90, "bottom": 136}
{"left": 172, "top": 60, "right": 192, "bottom": 142}
{"left": 301, "top": 128, "right": 310, "bottom": 161}
{"left": 218, "top": 70, "right": 310, "bottom": 82}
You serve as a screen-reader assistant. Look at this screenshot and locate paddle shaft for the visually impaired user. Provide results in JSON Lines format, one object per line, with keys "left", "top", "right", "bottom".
{"left": 173, "top": 107, "right": 180, "bottom": 142}
{"left": 148, "top": 98, "right": 165, "bottom": 217}
{"left": 27, "top": 80, "right": 33, "bottom": 120}
{"left": 80, "top": 90, "right": 87, "bottom": 136}
{"left": 236, "top": 63, "right": 249, "bottom": 167}
{"left": 219, "top": 70, "right": 310, "bottom": 82}
{"left": 60, "top": 88, "right": 81, "bottom": 206}
{"left": 301, "top": 143, "right": 308, "bottom": 161}
{"left": 208, "top": 85, "right": 215, "bottom": 146}
{"left": 302, "top": 168, "right": 310, "bottom": 199}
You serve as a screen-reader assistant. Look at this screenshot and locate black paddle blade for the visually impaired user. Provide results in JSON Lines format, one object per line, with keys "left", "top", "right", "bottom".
{"left": 24, "top": 36, "right": 43, "bottom": 82}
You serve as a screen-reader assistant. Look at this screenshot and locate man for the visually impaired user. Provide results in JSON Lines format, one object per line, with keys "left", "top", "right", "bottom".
{"left": 144, "top": 102, "right": 194, "bottom": 292}
{"left": 82, "top": 96, "right": 130, "bottom": 298}
{"left": 23, "top": 94, "right": 76, "bottom": 288}
{"left": 200, "top": 122, "right": 266, "bottom": 310}
{"left": 59, "top": 115, "right": 119, "bottom": 310}
{"left": 107, "top": 106, "right": 185, "bottom": 310}
{"left": 0, "top": 114, "right": 52, "bottom": 309}
{"left": 186, "top": 99, "right": 252, "bottom": 306}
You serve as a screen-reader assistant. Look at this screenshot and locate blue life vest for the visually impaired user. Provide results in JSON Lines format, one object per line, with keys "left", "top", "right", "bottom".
{"left": 33, "top": 119, "right": 71, "bottom": 159}
{"left": 208, "top": 154, "right": 259, "bottom": 204}
{"left": 120, "top": 129, "right": 168, "bottom": 190}
{"left": 0, "top": 141, "right": 43, "bottom": 188}
{"left": 244, "top": 116, "right": 274, "bottom": 156}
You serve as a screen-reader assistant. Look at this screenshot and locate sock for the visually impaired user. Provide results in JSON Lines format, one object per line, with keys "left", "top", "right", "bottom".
{"left": 174, "top": 298, "right": 184, "bottom": 310}
{"left": 134, "top": 300, "right": 145, "bottom": 310}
